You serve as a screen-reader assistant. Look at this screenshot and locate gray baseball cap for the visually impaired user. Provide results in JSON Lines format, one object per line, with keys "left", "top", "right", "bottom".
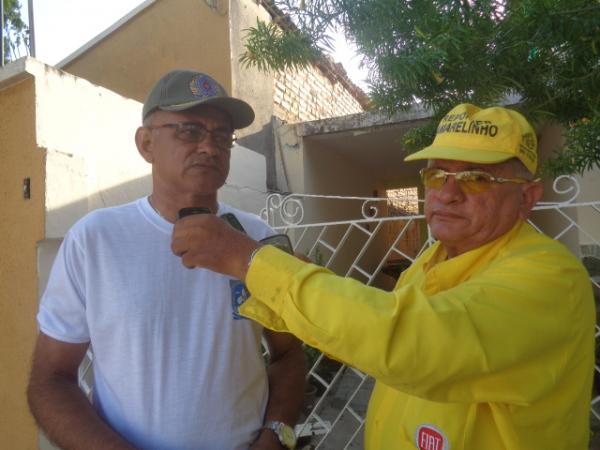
{"left": 142, "top": 70, "right": 255, "bottom": 129}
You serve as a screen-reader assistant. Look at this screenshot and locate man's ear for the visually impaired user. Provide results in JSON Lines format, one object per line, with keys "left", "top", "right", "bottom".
{"left": 518, "top": 180, "right": 544, "bottom": 220}
{"left": 135, "top": 126, "right": 154, "bottom": 163}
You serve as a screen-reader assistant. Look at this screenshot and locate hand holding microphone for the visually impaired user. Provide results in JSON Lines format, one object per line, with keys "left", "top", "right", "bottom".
{"left": 172, "top": 207, "right": 258, "bottom": 280}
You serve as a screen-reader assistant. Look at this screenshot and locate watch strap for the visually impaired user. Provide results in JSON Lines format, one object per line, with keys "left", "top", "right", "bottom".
{"left": 263, "top": 420, "right": 296, "bottom": 449}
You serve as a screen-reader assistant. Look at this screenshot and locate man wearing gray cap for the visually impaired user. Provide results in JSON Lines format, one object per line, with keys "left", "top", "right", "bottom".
{"left": 170, "top": 104, "right": 595, "bottom": 449}
{"left": 27, "top": 70, "right": 306, "bottom": 450}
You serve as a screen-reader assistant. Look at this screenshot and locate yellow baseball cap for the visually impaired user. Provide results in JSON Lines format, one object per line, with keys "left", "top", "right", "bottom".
{"left": 404, "top": 104, "right": 538, "bottom": 174}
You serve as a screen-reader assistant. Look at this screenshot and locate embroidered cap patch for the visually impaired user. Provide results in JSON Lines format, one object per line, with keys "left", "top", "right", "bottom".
{"left": 189, "top": 74, "right": 221, "bottom": 99}
{"left": 415, "top": 424, "right": 449, "bottom": 450}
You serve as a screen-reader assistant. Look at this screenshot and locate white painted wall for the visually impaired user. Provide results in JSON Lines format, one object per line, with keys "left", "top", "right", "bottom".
{"left": 228, "top": 0, "right": 274, "bottom": 140}
{"left": 33, "top": 62, "right": 150, "bottom": 238}
{"left": 220, "top": 143, "right": 268, "bottom": 215}
{"left": 273, "top": 121, "right": 305, "bottom": 194}
{"left": 576, "top": 167, "right": 600, "bottom": 247}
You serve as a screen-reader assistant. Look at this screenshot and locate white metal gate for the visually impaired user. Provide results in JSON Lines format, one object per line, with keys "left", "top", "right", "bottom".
{"left": 261, "top": 175, "right": 600, "bottom": 449}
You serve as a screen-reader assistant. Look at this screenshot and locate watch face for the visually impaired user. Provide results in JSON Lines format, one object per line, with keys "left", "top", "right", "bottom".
{"left": 278, "top": 423, "right": 297, "bottom": 448}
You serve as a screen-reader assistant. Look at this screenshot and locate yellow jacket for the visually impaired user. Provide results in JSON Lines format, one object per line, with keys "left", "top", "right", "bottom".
{"left": 242, "top": 221, "right": 595, "bottom": 449}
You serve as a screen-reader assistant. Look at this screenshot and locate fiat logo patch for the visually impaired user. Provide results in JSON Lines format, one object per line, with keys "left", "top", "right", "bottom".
{"left": 415, "top": 424, "right": 449, "bottom": 450}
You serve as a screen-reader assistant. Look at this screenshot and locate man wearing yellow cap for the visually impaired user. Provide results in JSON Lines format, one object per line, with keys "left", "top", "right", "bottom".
{"left": 171, "top": 104, "right": 595, "bottom": 449}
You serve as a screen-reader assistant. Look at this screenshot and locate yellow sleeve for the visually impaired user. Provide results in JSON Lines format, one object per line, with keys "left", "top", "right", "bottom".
{"left": 241, "top": 245, "right": 594, "bottom": 404}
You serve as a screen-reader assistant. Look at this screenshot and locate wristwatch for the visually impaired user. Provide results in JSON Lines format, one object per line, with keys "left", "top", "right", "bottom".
{"left": 263, "top": 420, "right": 297, "bottom": 449}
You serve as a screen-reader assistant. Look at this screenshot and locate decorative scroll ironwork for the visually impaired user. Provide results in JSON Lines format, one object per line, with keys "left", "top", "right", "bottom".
{"left": 264, "top": 177, "right": 586, "bottom": 229}
{"left": 551, "top": 175, "right": 580, "bottom": 204}
{"left": 263, "top": 193, "right": 305, "bottom": 226}
{"left": 262, "top": 193, "right": 424, "bottom": 230}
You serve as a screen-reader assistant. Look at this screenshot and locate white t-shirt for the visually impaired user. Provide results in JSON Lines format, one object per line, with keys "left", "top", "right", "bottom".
{"left": 38, "top": 198, "right": 274, "bottom": 449}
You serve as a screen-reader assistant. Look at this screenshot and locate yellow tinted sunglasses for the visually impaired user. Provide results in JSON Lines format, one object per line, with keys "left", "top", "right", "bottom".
{"left": 420, "top": 167, "right": 535, "bottom": 194}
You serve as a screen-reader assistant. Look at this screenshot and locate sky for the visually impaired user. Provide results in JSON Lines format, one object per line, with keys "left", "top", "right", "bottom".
{"left": 21, "top": 0, "right": 369, "bottom": 91}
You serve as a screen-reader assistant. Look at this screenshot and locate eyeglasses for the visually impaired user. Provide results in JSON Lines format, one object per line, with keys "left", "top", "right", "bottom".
{"left": 420, "top": 167, "right": 535, "bottom": 194}
{"left": 146, "top": 122, "right": 235, "bottom": 151}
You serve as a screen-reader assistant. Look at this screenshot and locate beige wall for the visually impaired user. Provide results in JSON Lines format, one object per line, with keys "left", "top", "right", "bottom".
{"left": 0, "top": 59, "right": 149, "bottom": 448}
{"left": 577, "top": 167, "right": 600, "bottom": 248}
{"left": 0, "top": 77, "right": 44, "bottom": 449}
{"left": 60, "top": 0, "right": 366, "bottom": 131}
{"left": 229, "top": 0, "right": 275, "bottom": 140}
{"left": 62, "top": 0, "right": 231, "bottom": 103}
{"left": 287, "top": 138, "right": 388, "bottom": 279}
{"left": 272, "top": 120, "right": 305, "bottom": 194}
{"left": 304, "top": 141, "right": 380, "bottom": 198}
{"left": 531, "top": 123, "right": 585, "bottom": 254}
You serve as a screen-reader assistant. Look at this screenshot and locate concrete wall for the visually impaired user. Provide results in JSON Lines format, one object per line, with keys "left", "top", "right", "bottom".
{"left": 35, "top": 68, "right": 150, "bottom": 237}
{"left": 0, "top": 76, "right": 44, "bottom": 450}
{"left": 220, "top": 143, "right": 268, "bottom": 215}
{"left": 304, "top": 141, "right": 380, "bottom": 198}
{"left": 270, "top": 129, "right": 391, "bottom": 282}
{"left": 229, "top": 0, "right": 275, "bottom": 141}
{"left": 61, "top": 0, "right": 232, "bottom": 103}
{"left": 531, "top": 123, "right": 591, "bottom": 255}
{"left": 576, "top": 167, "right": 600, "bottom": 248}
{"left": 272, "top": 119, "right": 305, "bottom": 194}
{"left": 304, "top": 140, "right": 385, "bottom": 276}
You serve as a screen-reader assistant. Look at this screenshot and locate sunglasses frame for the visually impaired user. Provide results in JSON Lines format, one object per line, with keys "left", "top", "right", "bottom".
{"left": 420, "top": 167, "right": 537, "bottom": 194}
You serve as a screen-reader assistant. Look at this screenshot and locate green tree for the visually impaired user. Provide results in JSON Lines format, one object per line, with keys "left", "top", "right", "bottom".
{"left": 2, "top": 0, "right": 29, "bottom": 64}
{"left": 242, "top": 0, "right": 600, "bottom": 176}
